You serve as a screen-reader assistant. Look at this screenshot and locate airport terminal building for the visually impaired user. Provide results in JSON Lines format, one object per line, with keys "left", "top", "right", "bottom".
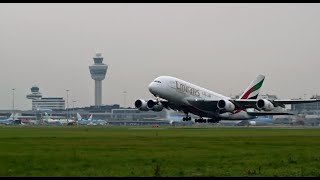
{"left": 26, "top": 86, "right": 65, "bottom": 110}
{"left": 32, "top": 97, "right": 65, "bottom": 111}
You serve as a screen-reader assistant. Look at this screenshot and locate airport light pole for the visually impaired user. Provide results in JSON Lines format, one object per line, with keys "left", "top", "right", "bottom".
{"left": 12, "top": 88, "right": 15, "bottom": 120}
{"left": 66, "top": 89, "right": 69, "bottom": 123}
{"left": 123, "top": 91, "right": 127, "bottom": 120}
{"left": 304, "top": 93, "right": 306, "bottom": 113}
{"left": 317, "top": 93, "right": 319, "bottom": 111}
{"left": 72, "top": 100, "right": 77, "bottom": 120}
{"left": 123, "top": 91, "right": 127, "bottom": 108}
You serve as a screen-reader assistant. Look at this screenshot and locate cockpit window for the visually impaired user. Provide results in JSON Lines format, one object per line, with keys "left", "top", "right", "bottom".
{"left": 154, "top": 80, "right": 161, "bottom": 83}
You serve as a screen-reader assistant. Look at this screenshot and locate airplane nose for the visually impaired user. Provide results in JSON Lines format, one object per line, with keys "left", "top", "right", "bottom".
{"left": 148, "top": 82, "right": 154, "bottom": 93}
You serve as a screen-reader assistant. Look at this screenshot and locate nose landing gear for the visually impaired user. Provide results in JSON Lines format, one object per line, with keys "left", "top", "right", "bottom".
{"left": 182, "top": 113, "right": 191, "bottom": 121}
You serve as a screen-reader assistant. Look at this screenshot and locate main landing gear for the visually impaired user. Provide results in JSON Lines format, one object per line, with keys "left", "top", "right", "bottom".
{"left": 195, "top": 118, "right": 206, "bottom": 123}
{"left": 207, "top": 118, "right": 220, "bottom": 123}
{"left": 195, "top": 118, "right": 220, "bottom": 123}
{"left": 182, "top": 112, "right": 220, "bottom": 123}
{"left": 182, "top": 113, "right": 191, "bottom": 121}
{"left": 182, "top": 112, "right": 191, "bottom": 121}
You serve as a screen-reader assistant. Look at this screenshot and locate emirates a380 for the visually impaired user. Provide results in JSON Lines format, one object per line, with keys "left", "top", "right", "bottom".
{"left": 135, "top": 74, "right": 319, "bottom": 123}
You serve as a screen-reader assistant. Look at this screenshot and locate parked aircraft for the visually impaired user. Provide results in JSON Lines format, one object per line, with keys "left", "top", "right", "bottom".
{"left": 233, "top": 117, "right": 274, "bottom": 126}
{"left": 43, "top": 112, "right": 61, "bottom": 125}
{"left": 249, "top": 117, "right": 273, "bottom": 125}
{"left": 0, "top": 113, "right": 15, "bottom": 125}
{"left": 77, "top": 113, "right": 92, "bottom": 125}
{"left": 76, "top": 113, "right": 107, "bottom": 125}
{"left": 93, "top": 119, "right": 108, "bottom": 125}
{"left": 135, "top": 74, "right": 319, "bottom": 123}
{"left": 56, "top": 118, "right": 77, "bottom": 125}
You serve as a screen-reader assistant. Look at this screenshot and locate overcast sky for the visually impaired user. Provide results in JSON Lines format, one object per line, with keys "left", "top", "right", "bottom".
{"left": 1, "top": 3, "right": 320, "bottom": 110}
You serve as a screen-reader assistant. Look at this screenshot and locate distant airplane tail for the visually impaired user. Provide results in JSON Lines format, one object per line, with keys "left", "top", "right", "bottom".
{"left": 88, "top": 114, "right": 93, "bottom": 121}
{"left": 13, "top": 113, "right": 19, "bottom": 120}
{"left": 239, "top": 74, "right": 265, "bottom": 99}
{"left": 44, "top": 112, "right": 49, "bottom": 121}
{"left": 76, "top": 113, "right": 82, "bottom": 121}
{"left": 7, "top": 113, "right": 14, "bottom": 120}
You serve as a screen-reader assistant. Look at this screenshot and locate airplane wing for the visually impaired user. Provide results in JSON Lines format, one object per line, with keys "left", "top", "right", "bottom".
{"left": 232, "top": 99, "right": 319, "bottom": 109}
{"left": 273, "top": 99, "right": 319, "bottom": 106}
{"left": 186, "top": 98, "right": 318, "bottom": 114}
{"left": 247, "top": 111, "right": 294, "bottom": 116}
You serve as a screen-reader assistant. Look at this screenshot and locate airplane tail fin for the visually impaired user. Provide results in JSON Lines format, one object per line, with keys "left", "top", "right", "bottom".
{"left": 13, "top": 113, "right": 19, "bottom": 120}
{"left": 7, "top": 113, "right": 14, "bottom": 120}
{"left": 44, "top": 112, "right": 49, "bottom": 121}
{"left": 239, "top": 74, "right": 265, "bottom": 100}
{"left": 76, "top": 113, "right": 82, "bottom": 121}
{"left": 88, "top": 114, "right": 93, "bottom": 120}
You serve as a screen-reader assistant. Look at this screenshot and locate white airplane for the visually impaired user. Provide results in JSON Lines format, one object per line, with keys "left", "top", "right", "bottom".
{"left": 135, "top": 74, "right": 319, "bottom": 123}
{"left": 57, "top": 118, "right": 77, "bottom": 125}
{"left": 77, "top": 113, "right": 93, "bottom": 121}
{"left": 43, "top": 112, "right": 61, "bottom": 125}
{"left": 0, "top": 113, "right": 16, "bottom": 125}
{"left": 77, "top": 113, "right": 107, "bottom": 125}
{"left": 77, "top": 113, "right": 93, "bottom": 125}
{"left": 42, "top": 112, "right": 76, "bottom": 125}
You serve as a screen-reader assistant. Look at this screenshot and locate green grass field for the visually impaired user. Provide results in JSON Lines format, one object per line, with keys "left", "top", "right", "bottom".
{"left": 0, "top": 126, "right": 320, "bottom": 177}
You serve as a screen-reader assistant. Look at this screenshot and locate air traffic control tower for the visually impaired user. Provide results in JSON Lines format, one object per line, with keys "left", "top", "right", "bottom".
{"left": 89, "top": 53, "right": 108, "bottom": 106}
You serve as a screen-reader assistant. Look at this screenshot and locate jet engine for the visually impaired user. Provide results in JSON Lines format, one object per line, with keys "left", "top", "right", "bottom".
{"left": 217, "top": 99, "right": 235, "bottom": 112}
{"left": 134, "top": 99, "right": 149, "bottom": 111}
{"left": 249, "top": 121, "right": 257, "bottom": 126}
{"left": 147, "top": 99, "right": 164, "bottom": 111}
{"left": 256, "top": 99, "right": 274, "bottom": 111}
